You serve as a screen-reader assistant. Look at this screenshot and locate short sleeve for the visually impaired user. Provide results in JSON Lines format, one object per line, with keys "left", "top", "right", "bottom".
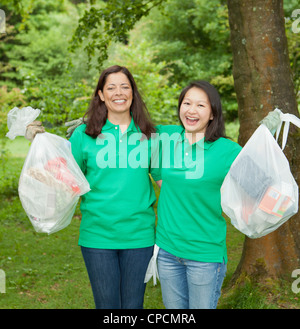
{"left": 149, "top": 126, "right": 162, "bottom": 181}
{"left": 226, "top": 141, "right": 242, "bottom": 170}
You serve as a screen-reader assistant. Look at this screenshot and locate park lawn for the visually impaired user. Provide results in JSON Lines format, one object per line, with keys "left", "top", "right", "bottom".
{"left": 5, "top": 137, "right": 31, "bottom": 158}
{"left": 0, "top": 137, "right": 299, "bottom": 309}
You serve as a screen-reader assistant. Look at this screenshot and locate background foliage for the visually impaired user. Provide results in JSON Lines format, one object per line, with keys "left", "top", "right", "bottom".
{"left": 1, "top": 0, "right": 298, "bottom": 135}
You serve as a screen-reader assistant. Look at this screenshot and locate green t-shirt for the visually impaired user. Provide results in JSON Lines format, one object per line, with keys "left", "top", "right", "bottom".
{"left": 69, "top": 118, "right": 157, "bottom": 249}
{"left": 155, "top": 125, "right": 242, "bottom": 263}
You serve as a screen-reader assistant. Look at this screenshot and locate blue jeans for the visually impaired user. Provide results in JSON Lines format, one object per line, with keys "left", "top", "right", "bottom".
{"left": 81, "top": 246, "right": 153, "bottom": 309}
{"left": 157, "top": 248, "right": 227, "bottom": 309}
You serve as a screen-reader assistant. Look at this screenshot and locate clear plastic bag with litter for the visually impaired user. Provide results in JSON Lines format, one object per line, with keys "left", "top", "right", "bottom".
{"left": 221, "top": 109, "right": 299, "bottom": 239}
{"left": 6, "top": 107, "right": 90, "bottom": 234}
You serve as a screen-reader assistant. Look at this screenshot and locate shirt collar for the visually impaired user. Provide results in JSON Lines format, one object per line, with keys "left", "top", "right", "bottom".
{"left": 178, "top": 125, "right": 212, "bottom": 149}
{"left": 102, "top": 116, "right": 139, "bottom": 133}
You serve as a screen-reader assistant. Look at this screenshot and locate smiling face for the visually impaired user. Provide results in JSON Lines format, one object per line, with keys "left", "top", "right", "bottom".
{"left": 98, "top": 72, "right": 133, "bottom": 118}
{"left": 179, "top": 87, "right": 214, "bottom": 137}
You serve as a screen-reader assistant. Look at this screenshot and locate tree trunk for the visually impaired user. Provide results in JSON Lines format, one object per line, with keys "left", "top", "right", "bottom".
{"left": 227, "top": 0, "right": 300, "bottom": 282}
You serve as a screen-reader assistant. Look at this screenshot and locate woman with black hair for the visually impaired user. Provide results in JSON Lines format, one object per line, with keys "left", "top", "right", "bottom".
{"left": 154, "top": 81, "right": 242, "bottom": 309}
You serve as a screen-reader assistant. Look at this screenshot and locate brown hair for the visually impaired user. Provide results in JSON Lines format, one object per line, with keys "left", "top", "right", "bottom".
{"left": 177, "top": 80, "right": 226, "bottom": 142}
{"left": 83, "top": 65, "right": 155, "bottom": 138}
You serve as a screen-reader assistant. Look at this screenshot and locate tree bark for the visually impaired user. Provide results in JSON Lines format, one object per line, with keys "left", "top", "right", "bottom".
{"left": 227, "top": 0, "right": 300, "bottom": 282}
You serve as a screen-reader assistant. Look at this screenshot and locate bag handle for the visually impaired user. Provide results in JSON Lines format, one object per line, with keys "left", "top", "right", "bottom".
{"left": 274, "top": 108, "right": 300, "bottom": 150}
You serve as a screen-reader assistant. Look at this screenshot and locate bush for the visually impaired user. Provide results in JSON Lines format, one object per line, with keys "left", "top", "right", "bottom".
{"left": 0, "top": 87, "right": 26, "bottom": 196}
{"left": 22, "top": 74, "right": 93, "bottom": 136}
{"left": 0, "top": 86, "right": 26, "bottom": 136}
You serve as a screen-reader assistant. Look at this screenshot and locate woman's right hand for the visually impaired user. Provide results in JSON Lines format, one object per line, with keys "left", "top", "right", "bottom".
{"left": 25, "top": 121, "right": 45, "bottom": 142}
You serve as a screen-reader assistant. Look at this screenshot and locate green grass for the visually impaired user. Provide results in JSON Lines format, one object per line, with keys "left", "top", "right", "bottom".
{"left": 0, "top": 136, "right": 299, "bottom": 309}
{"left": 0, "top": 176, "right": 163, "bottom": 309}
{"left": 5, "top": 137, "right": 31, "bottom": 158}
{"left": 0, "top": 203, "right": 93, "bottom": 308}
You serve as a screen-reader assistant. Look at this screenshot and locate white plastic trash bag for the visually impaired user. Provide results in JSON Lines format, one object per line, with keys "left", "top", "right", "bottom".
{"left": 221, "top": 109, "right": 299, "bottom": 239}
{"left": 6, "top": 107, "right": 90, "bottom": 234}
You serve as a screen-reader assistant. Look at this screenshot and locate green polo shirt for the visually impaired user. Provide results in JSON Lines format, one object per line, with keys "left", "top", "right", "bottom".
{"left": 69, "top": 118, "right": 157, "bottom": 249}
{"left": 155, "top": 125, "right": 242, "bottom": 263}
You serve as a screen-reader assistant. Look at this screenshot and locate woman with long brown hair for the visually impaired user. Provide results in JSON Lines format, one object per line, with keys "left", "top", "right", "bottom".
{"left": 68, "top": 65, "right": 160, "bottom": 309}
